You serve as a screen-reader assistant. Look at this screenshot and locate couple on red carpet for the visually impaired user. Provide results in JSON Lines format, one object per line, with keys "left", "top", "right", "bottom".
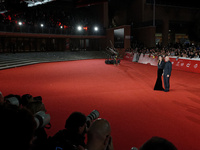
{"left": 154, "top": 56, "right": 172, "bottom": 92}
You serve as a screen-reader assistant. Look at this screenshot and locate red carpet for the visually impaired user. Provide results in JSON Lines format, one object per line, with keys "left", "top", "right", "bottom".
{"left": 1, "top": 59, "right": 200, "bottom": 150}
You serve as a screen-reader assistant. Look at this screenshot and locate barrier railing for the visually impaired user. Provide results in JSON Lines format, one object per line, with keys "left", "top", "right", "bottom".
{"left": 123, "top": 52, "right": 134, "bottom": 61}
{"left": 137, "top": 54, "right": 200, "bottom": 74}
{"left": 123, "top": 52, "right": 139, "bottom": 62}
{"left": 170, "top": 56, "right": 200, "bottom": 73}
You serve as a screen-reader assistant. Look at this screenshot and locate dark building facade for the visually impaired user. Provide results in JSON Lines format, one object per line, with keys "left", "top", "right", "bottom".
{"left": 0, "top": 0, "right": 107, "bottom": 53}
{"left": 110, "top": 0, "right": 200, "bottom": 48}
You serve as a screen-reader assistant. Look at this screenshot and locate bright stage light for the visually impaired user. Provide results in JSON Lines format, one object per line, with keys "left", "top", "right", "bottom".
{"left": 41, "top": 24, "right": 44, "bottom": 27}
{"left": 94, "top": 26, "right": 99, "bottom": 31}
{"left": 18, "top": 21, "right": 22, "bottom": 26}
{"left": 77, "top": 26, "right": 82, "bottom": 31}
{"left": 60, "top": 26, "right": 63, "bottom": 29}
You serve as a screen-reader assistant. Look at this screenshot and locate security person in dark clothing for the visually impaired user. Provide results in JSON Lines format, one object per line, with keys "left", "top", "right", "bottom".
{"left": 163, "top": 56, "right": 172, "bottom": 92}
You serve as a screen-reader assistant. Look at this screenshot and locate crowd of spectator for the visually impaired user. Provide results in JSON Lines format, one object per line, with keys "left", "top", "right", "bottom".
{"left": 127, "top": 43, "right": 200, "bottom": 59}
{"left": 0, "top": 91, "right": 178, "bottom": 150}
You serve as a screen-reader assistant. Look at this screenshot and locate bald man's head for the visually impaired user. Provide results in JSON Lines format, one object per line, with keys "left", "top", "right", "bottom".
{"left": 88, "top": 118, "right": 111, "bottom": 141}
{"left": 165, "top": 56, "right": 170, "bottom": 62}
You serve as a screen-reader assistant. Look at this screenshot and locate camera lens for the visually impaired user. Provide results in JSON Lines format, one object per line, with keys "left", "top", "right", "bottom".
{"left": 86, "top": 110, "right": 99, "bottom": 128}
{"left": 34, "top": 111, "right": 50, "bottom": 129}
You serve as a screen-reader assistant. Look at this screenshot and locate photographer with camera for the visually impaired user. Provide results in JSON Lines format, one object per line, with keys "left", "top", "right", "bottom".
{"left": 4, "top": 93, "right": 51, "bottom": 150}
{"left": 86, "top": 118, "right": 114, "bottom": 150}
{"left": 4, "top": 94, "right": 22, "bottom": 106}
{"left": 23, "top": 95, "right": 50, "bottom": 150}
{"left": 21, "top": 94, "right": 42, "bottom": 107}
{"left": 48, "top": 112, "right": 87, "bottom": 150}
{"left": 48, "top": 110, "right": 100, "bottom": 150}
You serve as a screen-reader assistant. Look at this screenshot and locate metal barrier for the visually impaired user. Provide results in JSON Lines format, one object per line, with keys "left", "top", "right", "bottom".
{"left": 137, "top": 54, "right": 200, "bottom": 74}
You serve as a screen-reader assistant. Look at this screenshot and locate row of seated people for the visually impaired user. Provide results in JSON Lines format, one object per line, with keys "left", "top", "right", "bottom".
{"left": 0, "top": 91, "right": 177, "bottom": 150}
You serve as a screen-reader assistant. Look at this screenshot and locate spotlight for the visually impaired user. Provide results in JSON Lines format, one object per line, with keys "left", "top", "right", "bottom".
{"left": 41, "top": 24, "right": 44, "bottom": 27}
{"left": 77, "top": 26, "right": 82, "bottom": 31}
{"left": 94, "top": 26, "right": 99, "bottom": 31}
{"left": 18, "top": 21, "right": 22, "bottom": 26}
{"left": 60, "top": 26, "right": 63, "bottom": 29}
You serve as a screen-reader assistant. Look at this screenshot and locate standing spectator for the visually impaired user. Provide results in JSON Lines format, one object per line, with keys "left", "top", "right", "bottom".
{"left": 181, "top": 52, "right": 188, "bottom": 57}
{"left": 170, "top": 50, "right": 175, "bottom": 56}
{"left": 189, "top": 51, "right": 195, "bottom": 58}
{"left": 194, "top": 52, "right": 199, "bottom": 58}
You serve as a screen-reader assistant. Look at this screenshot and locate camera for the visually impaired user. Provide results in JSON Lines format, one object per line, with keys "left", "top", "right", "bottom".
{"left": 34, "top": 111, "right": 51, "bottom": 129}
{"left": 33, "top": 96, "right": 42, "bottom": 101}
{"left": 21, "top": 94, "right": 42, "bottom": 106}
{"left": 86, "top": 110, "right": 99, "bottom": 128}
{"left": 4, "top": 95, "right": 21, "bottom": 106}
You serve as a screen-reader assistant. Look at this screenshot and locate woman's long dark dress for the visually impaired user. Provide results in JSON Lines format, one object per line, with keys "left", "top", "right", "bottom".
{"left": 154, "top": 61, "right": 165, "bottom": 90}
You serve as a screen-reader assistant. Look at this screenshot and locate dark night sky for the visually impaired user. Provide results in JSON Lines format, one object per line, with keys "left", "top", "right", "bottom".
{"left": 2, "top": 0, "right": 200, "bottom": 17}
{"left": 146, "top": 0, "right": 200, "bottom": 8}
{"left": 3, "top": 0, "right": 200, "bottom": 11}
{"left": 108, "top": 0, "right": 200, "bottom": 8}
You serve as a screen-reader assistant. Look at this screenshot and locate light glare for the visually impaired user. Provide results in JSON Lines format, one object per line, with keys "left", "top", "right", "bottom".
{"left": 94, "top": 26, "right": 98, "bottom": 31}
{"left": 77, "top": 26, "right": 82, "bottom": 31}
{"left": 18, "top": 21, "right": 22, "bottom": 26}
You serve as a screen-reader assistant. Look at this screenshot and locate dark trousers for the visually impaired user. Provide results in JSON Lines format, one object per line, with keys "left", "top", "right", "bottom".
{"left": 163, "top": 75, "right": 170, "bottom": 91}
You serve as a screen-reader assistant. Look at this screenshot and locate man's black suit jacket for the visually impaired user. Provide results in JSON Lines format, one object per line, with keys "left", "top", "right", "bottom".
{"left": 163, "top": 61, "right": 172, "bottom": 76}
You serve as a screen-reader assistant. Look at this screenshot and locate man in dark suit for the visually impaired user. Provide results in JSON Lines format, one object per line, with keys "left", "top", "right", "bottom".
{"left": 163, "top": 56, "right": 172, "bottom": 92}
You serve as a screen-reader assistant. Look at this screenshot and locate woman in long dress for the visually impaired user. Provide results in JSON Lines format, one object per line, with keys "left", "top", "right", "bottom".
{"left": 154, "top": 55, "right": 165, "bottom": 90}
